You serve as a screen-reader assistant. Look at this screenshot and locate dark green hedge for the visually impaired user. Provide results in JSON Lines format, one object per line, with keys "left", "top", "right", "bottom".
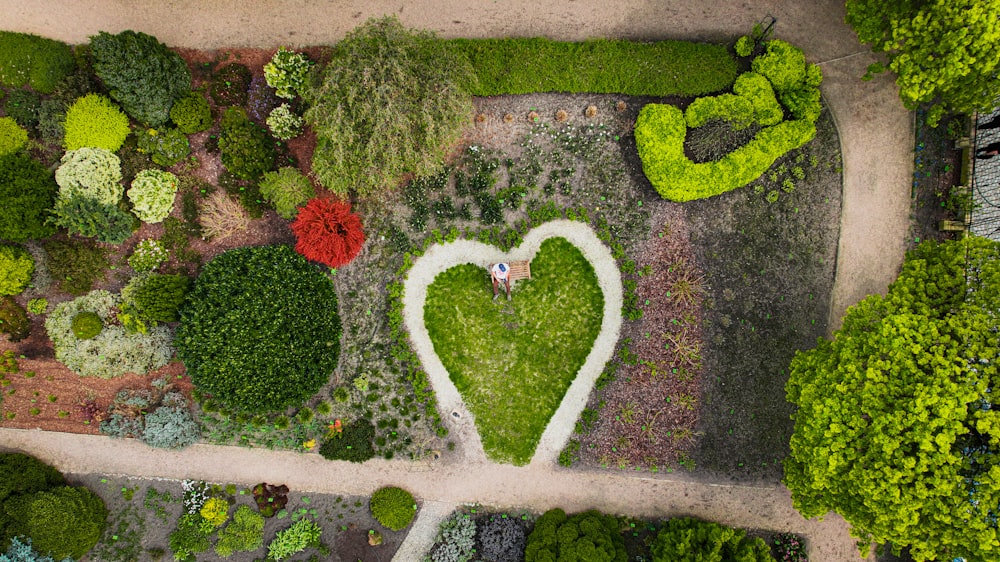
{"left": 176, "top": 245, "right": 341, "bottom": 413}
{"left": 0, "top": 31, "right": 76, "bottom": 93}
{"left": 447, "top": 37, "right": 737, "bottom": 96}
{"left": 0, "top": 154, "right": 57, "bottom": 242}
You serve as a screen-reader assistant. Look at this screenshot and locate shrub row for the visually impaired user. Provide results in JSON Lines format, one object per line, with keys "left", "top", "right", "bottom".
{"left": 448, "top": 37, "right": 737, "bottom": 96}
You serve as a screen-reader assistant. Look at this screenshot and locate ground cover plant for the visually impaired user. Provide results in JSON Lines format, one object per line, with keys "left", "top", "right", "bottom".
{"left": 424, "top": 237, "right": 604, "bottom": 464}
{"left": 0, "top": 31, "right": 75, "bottom": 93}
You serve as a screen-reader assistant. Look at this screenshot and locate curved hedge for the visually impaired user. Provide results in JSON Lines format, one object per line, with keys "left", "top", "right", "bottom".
{"left": 176, "top": 245, "right": 341, "bottom": 413}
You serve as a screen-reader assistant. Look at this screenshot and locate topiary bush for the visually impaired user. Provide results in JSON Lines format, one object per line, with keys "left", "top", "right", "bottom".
{"left": 524, "top": 509, "right": 626, "bottom": 562}
{"left": 266, "top": 103, "right": 304, "bottom": 141}
{"left": 169, "top": 91, "right": 212, "bottom": 134}
{"left": 211, "top": 63, "right": 252, "bottom": 107}
{"left": 49, "top": 194, "right": 136, "bottom": 245}
{"left": 259, "top": 167, "right": 315, "bottom": 219}
{"left": 0, "top": 244, "right": 34, "bottom": 296}
{"left": 214, "top": 504, "right": 264, "bottom": 557}
{"left": 70, "top": 310, "right": 103, "bottom": 340}
{"left": 127, "top": 169, "right": 179, "bottom": 223}
{"left": 90, "top": 30, "right": 191, "bottom": 126}
{"left": 650, "top": 517, "right": 774, "bottom": 562}
{"left": 430, "top": 513, "right": 476, "bottom": 562}
{"left": 0, "top": 297, "right": 30, "bottom": 342}
{"left": 318, "top": 419, "right": 375, "bottom": 463}
{"left": 62, "top": 94, "right": 131, "bottom": 152}
{"left": 136, "top": 127, "right": 190, "bottom": 167}
{"left": 369, "top": 486, "right": 416, "bottom": 531}
{"left": 1, "top": 486, "right": 108, "bottom": 560}
{"left": 304, "top": 16, "right": 475, "bottom": 196}
{"left": 477, "top": 515, "right": 526, "bottom": 562}
{"left": 0, "top": 31, "right": 76, "bottom": 93}
{"left": 218, "top": 108, "right": 275, "bottom": 181}
{"left": 176, "top": 245, "right": 341, "bottom": 413}
{"left": 0, "top": 117, "right": 28, "bottom": 156}
{"left": 290, "top": 198, "right": 365, "bottom": 269}
{"left": 0, "top": 154, "right": 58, "bottom": 242}
{"left": 42, "top": 238, "right": 108, "bottom": 295}
{"left": 45, "top": 290, "right": 174, "bottom": 378}
{"left": 54, "top": 147, "right": 123, "bottom": 206}
{"left": 264, "top": 47, "right": 312, "bottom": 99}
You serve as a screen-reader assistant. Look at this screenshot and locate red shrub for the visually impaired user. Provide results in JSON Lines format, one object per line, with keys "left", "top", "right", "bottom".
{"left": 291, "top": 197, "right": 365, "bottom": 268}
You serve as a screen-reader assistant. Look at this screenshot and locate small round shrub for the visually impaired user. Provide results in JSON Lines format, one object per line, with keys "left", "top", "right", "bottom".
{"left": 291, "top": 198, "right": 365, "bottom": 268}
{"left": 219, "top": 109, "right": 275, "bottom": 180}
{"left": 70, "top": 311, "right": 103, "bottom": 340}
{"left": 0, "top": 154, "right": 58, "bottom": 242}
{"left": 27, "top": 297, "right": 48, "bottom": 315}
{"left": 1, "top": 485, "right": 108, "bottom": 560}
{"left": 50, "top": 194, "right": 137, "bottom": 245}
{"left": 54, "top": 147, "right": 123, "bottom": 205}
{"left": 176, "top": 245, "right": 341, "bottom": 412}
{"left": 170, "top": 91, "right": 212, "bottom": 134}
{"left": 63, "top": 93, "right": 131, "bottom": 152}
{"left": 128, "top": 238, "right": 169, "bottom": 272}
{"left": 46, "top": 290, "right": 174, "bottom": 378}
{"left": 0, "top": 116, "right": 28, "bottom": 156}
{"left": 318, "top": 419, "right": 375, "bottom": 463}
{"left": 735, "top": 35, "right": 753, "bottom": 57}
{"left": 0, "top": 244, "right": 34, "bottom": 296}
{"left": 215, "top": 504, "right": 264, "bottom": 557}
{"left": 128, "top": 169, "right": 179, "bottom": 223}
{"left": 266, "top": 103, "right": 304, "bottom": 141}
{"left": 136, "top": 127, "right": 191, "bottom": 167}
{"left": 211, "top": 63, "right": 252, "bottom": 107}
{"left": 259, "top": 167, "right": 315, "bottom": 219}
{"left": 369, "top": 486, "right": 417, "bottom": 531}
{"left": 0, "top": 297, "right": 30, "bottom": 342}
{"left": 264, "top": 47, "right": 312, "bottom": 99}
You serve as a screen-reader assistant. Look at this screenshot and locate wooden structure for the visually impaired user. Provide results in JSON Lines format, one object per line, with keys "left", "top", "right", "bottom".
{"left": 489, "top": 260, "right": 531, "bottom": 281}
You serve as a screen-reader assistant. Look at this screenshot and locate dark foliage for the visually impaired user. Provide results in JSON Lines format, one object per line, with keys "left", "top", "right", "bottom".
{"left": 318, "top": 420, "right": 375, "bottom": 463}
{"left": 210, "top": 63, "right": 252, "bottom": 107}
{"left": 124, "top": 273, "right": 192, "bottom": 323}
{"left": 41, "top": 238, "right": 108, "bottom": 295}
{"left": 477, "top": 515, "right": 527, "bottom": 562}
{"left": 49, "top": 195, "right": 137, "bottom": 245}
{"left": 0, "top": 297, "right": 30, "bottom": 342}
{"left": 218, "top": 109, "right": 275, "bottom": 181}
{"left": 251, "top": 483, "right": 288, "bottom": 518}
{"left": 525, "top": 509, "right": 626, "bottom": 562}
{"left": 0, "top": 453, "right": 65, "bottom": 505}
{"left": 0, "top": 154, "right": 58, "bottom": 242}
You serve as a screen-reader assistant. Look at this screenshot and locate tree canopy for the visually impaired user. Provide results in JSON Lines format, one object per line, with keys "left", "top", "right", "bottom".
{"left": 845, "top": 0, "right": 1000, "bottom": 126}
{"left": 785, "top": 237, "right": 1000, "bottom": 561}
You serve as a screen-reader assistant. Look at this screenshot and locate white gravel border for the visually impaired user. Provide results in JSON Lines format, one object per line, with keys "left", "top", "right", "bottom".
{"left": 402, "top": 220, "right": 622, "bottom": 467}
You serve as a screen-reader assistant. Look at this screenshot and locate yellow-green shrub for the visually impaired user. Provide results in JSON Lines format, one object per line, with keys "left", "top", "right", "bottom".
{"left": 63, "top": 94, "right": 131, "bottom": 152}
{"left": 0, "top": 117, "right": 28, "bottom": 156}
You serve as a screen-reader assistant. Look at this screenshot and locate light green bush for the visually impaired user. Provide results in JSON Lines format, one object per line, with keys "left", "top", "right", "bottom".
{"left": 650, "top": 517, "right": 774, "bottom": 562}
{"left": 751, "top": 39, "right": 807, "bottom": 93}
{"left": 266, "top": 103, "right": 303, "bottom": 140}
{"left": 259, "top": 167, "right": 315, "bottom": 219}
{"left": 54, "top": 147, "right": 123, "bottom": 205}
{"left": 136, "top": 127, "right": 190, "bottom": 167}
{"left": 264, "top": 47, "right": 312, "bottom": 99}
{"left": 2, "top": 486, "right": 108, "bottom": 560}
{"left": 127, "top": 238, "right": 169, "bottom": 272}
{"left": 735, "top": 35, "right": 753, "bottom": 57}
{"left": 0, "top": 244, "right": 34, "bottom": 296}
{"left": 684, "top": 94, "right": 755, "bottom": 129}
{"left": 45, "top": 290, "right": 174, "bottom": 378}
{"left": 63, "top": 94, "right": 131, "bottom": 152}
{"left": 733, "top": 72, "right": 784, "bottom": 126}
{"left": 169, "top": 91, "right": 212, "bottom": 134}
{"left": 0, "top": 117, "right": 28, "bottom": 156}
{"left": 127, "top": 169, "right": 178, "bottom": 223}
{"left": 369, "top": 486, "right": 416, "bottom": 531}
{"left": 267, "top": 518, "right": 321, "bottom": 561}
{"left": 70, "top": 311, "right": 103, "bottom": 340}
{"left": 635, "top": 103, "right": 816, "bottom": 201}
{"left": 215, "top": 504, "right": 264, "bottom": 557}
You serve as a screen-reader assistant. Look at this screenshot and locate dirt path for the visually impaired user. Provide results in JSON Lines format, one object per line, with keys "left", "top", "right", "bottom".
{"left": 0, "top": 1, "right": 911, "bottom": 560}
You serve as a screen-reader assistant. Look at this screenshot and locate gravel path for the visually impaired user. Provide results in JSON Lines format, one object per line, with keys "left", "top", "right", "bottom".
{"left": 0, "top": 1, "right": 911, "bottom": 560}
{"left": 402, "top": 220, "right": 623, "bottom": 467}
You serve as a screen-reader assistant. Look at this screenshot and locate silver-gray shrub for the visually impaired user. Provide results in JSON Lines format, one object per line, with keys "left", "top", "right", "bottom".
{"left": 429, "top": 513, "right": 476, "bottom": 562}
{"left": 142, "top": 406, "right": 199, "bottom": 449}
{"left": 45, "top": 290, "right": 174, "bottom": 378}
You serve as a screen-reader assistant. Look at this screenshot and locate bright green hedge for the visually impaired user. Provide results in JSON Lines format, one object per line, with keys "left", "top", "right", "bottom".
{"left": 448, "top": 37, "right": 737, "bottom": 96}
{"left": 636, "top": 103, "right": 815, "bottom": 201}
{"left": 63, "top": 94, "right": 131, "bottom": 152}
{"left": 176, "top": 245, "right": 341, "bottom": 413}
{"left": 0, "top": 244, "right": 34, "bottom": 296}
{"left": 0, "top": 31, "right": 76, "bottom": 93}
{"left": 369, "top": 486, "right": 416, "bottom": 531}
{"left": 0, "top": 117, "right": 28, "bottom": 156}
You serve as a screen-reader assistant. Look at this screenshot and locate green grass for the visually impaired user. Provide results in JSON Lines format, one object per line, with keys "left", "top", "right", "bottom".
{"left": 424, "top": 237, "right": 603, "bottom": 464}
{"left": 446, "top": 37, "right": 738, "bottom": 96}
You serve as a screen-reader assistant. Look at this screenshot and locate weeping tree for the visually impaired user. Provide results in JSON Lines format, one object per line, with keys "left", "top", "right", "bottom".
{"left": 785, "top": 236, "right": 1000, "bottom": 561}
{"left": 303, "top": 16, "right": 477, "bottom": 197}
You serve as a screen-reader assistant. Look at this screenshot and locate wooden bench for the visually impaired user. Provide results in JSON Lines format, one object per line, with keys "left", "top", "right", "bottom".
{"left": 489, "top": 260, "right": 531, "bottom": 281}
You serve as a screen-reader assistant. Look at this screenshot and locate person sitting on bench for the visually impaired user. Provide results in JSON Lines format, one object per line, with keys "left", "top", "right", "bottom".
{"left": 491, "top": 262, "right": 511, "bottom": 301}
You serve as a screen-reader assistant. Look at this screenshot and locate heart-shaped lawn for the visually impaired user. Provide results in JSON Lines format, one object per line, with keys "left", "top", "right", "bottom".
{"left": 424, "top": 237, "right": 604, "bottom": 465}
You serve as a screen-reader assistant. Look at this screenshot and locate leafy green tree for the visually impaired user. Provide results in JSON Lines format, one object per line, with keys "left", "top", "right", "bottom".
{"left": 845, "top": 0, "right": 1000, "bottom": 126}
{"left": 303, "top": 16, "right": 476, "bottom": 196}
{"left": 524, "top": 508, "right": 627, "bottom": 562}
{"left": 785, "top": 237, "right": 1000, "bottom": 561}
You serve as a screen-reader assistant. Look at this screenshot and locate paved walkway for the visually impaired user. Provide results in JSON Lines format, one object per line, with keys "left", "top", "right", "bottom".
{"left": 0, "top": 1, "right": 913, "bottom": 560}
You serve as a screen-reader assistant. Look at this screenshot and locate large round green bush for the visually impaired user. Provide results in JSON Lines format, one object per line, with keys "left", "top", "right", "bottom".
{"left": 1, "top": 486, "right": 108, "bottom": 560}
{"left": 176, "top": 245, "right": 340, "bottom": 412}
{"left": 0, "top": 154, "right": 57, "bottom": 242}
{"left": 0, "top": 116, "right": 28, "bottom": 156}
{"left": 525, "top": 508, "right": 626, "bottom": 562}
{"left": 63, "top": 93, "right": 131, "bottom": 152}
{"left": 0, "top": 244, "right": 34, "bottom": 296}
{"left": 127, "top": 169, "right": 179, "bottom": 223}
{"left": 369, "top": 486, "right": 416, "bottom": 531}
